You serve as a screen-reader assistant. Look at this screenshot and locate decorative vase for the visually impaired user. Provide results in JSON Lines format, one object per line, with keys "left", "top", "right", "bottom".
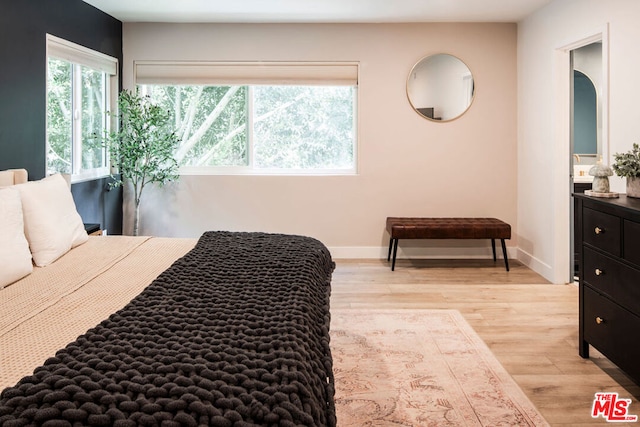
{"left": 589, "top": 161, "right": 613, "bottom": 193}
{"left": 627, "top": 176, "right": 640, "bottom": 198}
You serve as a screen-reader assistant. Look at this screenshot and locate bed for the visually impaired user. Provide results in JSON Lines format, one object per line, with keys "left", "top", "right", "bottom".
{"left": 0, "top": 171, "right": 336, "bottom": 426}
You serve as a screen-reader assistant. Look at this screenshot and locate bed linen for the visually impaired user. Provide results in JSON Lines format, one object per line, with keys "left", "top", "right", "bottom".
{"left": 1, "top": 235, "right": 196, "bottom": 389}
{"left": 0, "top": 231, "right": 336, "bottom": 427}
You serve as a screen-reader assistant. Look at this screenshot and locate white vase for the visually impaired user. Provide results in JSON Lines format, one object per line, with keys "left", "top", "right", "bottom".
{"left": 627, "top": 176, "right": 640, "bottom": 198}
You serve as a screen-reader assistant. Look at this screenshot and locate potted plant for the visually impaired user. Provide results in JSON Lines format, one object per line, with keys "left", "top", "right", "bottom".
{"left": 612, "top": 143, "right": 640, "bottom": 198}
{"left": 103, "top": 89, "right": 181, "bottom": 235}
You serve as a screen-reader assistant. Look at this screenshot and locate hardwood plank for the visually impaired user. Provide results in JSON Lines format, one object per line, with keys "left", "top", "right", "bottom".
{"left": 330, "top": 259, "right": 640, "bottom": 426}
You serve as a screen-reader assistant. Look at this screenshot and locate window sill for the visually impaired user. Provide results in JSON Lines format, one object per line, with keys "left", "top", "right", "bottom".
{"left": 178, "top": 166, "right": 357, "bottom": 176}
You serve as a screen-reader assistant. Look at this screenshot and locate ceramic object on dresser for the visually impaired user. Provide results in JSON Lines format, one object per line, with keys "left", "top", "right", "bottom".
{"left": 627, "top": 176, "right": 640, "bottom": 198}
{"left": 584, "top": 161, "right": 618, "bottom": 198}
{"left": 589, "top": 161, "right": 613, "bottom": 193}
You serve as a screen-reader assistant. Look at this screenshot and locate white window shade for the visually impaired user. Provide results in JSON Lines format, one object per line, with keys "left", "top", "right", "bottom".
{"left": 135, "top": 61, "right": 358, "bottom": 86}
{"left": 46, "top": 34, "right": 117, "bottom": 75}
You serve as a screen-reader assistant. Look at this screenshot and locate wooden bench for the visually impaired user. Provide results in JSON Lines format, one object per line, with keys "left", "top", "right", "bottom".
{"left": 385, "top": 217, "right": 511, "bottom": 271}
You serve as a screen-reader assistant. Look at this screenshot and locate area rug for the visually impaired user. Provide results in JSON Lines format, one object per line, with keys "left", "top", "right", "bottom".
{"left": 330, "top": 309, "right": 549, "bottom": 426}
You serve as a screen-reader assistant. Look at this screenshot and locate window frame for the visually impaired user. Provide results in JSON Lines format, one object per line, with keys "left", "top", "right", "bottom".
{"left": 46, "top": 34, "right": 119, "bottom": 183}
{"left": 135, "top": 61, "right": 359, "bottom": 176}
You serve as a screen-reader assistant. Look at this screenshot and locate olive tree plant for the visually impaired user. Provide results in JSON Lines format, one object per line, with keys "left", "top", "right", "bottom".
{"left": 612, "top": 143, "right": 640, "bottom": 178}
{"left": 104, "top": 90, "right": 181, "bottom": 236}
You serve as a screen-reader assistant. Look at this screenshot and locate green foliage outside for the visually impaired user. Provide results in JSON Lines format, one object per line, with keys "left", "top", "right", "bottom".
{"left": 143, "top": 85, "right": 248, "bottom": 167}
{"left": 612, "top": 143, "right": 640, "bottom": 178}
{"left": 142, "top": 84, "right": 355, "bottom": 170}
{"left": 253, "top": 86, "right": 354, "bottom": 169}
{"left": 47, "top": 58, "right": 72, "bottom": 174}
{"left": 47, "top": 58, "right": 108, "bottom": 175}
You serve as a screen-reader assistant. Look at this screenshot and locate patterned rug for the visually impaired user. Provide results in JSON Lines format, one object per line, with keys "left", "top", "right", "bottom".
{"left": 330, "top": 309, "right": 549, "bottom": 426}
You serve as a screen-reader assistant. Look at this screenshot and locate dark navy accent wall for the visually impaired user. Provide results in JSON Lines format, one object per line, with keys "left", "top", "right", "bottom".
{"left": 71, "top": 176, "right": 122, "bottom": 236}
{"left": 0, "top": 0, "right": 123, "bottom": 234}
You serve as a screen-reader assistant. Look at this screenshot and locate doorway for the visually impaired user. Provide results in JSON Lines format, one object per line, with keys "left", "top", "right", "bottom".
{"left": 554, "top": 24, "right": 609, "bottom": 283}
{"left": 571, "top": 41, "right": 602, "bottom": 281}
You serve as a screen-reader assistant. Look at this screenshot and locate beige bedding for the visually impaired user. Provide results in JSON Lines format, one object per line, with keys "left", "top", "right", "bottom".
{"left": 0, "top": 235, "right": 196, "bottom": 389}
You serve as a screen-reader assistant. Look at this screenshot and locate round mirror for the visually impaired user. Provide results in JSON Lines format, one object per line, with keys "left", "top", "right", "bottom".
{"left": 407, "top": 53, "right": 475, "bottom": 122}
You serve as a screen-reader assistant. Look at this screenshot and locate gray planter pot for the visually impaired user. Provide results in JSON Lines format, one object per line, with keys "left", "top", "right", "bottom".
{"left": 627, "top": 176, "right": 640, "bottom": 198}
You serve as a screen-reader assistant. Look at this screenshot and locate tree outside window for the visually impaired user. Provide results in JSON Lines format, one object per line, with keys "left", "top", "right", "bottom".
{"left": 139, "top": 84, "right": 356, "bottom": 173}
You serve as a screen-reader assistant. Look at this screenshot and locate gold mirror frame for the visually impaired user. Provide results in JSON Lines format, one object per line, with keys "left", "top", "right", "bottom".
{"left": 406, "top": 53, "right": 475, "bottom": 122}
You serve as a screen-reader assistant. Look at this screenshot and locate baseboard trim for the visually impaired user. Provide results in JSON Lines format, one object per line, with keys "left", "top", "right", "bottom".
{"left": 516, "top": 247, "right": 554, "bottom": 282}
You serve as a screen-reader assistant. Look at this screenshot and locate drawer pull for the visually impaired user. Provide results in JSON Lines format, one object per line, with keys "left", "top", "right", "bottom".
{"left": 594, "top": 226, "right": 603, "bottom": 235}
{"left": 595, "top": 316, "right": 605, "bottom": 325}
{"left": 595, "top": 268, "right": 604, "bottom": 276}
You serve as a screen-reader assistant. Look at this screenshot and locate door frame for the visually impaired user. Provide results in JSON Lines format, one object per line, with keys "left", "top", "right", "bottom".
{"left": 553, "top": 24, "right": 609, "bottom": 284}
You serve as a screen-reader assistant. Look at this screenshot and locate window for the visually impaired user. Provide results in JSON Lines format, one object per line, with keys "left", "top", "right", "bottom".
{"left": 135, "top": 61, "right": 358, "bottom": 174}
{"left": 46, "top": 35, "right": 118, "bottom": 181}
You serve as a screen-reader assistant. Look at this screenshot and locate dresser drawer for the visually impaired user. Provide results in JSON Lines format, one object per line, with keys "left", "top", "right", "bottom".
{"left": 583, "top": 207, "right": 621, "bottom": 257}
{"left": 583, "top": 287, "right": 640, "bottom": 381}
{"left": 624, "top": 219, "right": 640, "bottom": 266}
{"left": 584, "top": 247, "right": 640, "bottom": 313}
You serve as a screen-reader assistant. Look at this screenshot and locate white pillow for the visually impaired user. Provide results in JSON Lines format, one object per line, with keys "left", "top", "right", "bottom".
{"left": 0, "top": 187, "right": 33, "bottom": 288}
{"left": 15, "top": 174, "right": 88, "bottom": 266}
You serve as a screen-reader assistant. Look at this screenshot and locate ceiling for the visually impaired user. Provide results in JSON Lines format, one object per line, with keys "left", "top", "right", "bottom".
{"left": 82, "top": 0, "right": 553, "bottom": 23}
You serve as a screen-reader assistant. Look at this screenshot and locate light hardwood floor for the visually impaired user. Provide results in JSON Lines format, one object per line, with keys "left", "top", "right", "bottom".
{"left": 330, "top": 258, "right": 640, "bottom": 427}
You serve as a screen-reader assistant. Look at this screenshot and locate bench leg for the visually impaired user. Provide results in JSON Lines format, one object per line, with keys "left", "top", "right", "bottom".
{"left": 491, "top": 239, "right": 497, "bottom": 262}
{"left": 391, "top": 238, "right": 399, "bottom": 271}
{"left": 387, "top": 238, "right": 393, "bottom": 261}
{"left": 501, "top": 239, "right": 510, "bottom": 271}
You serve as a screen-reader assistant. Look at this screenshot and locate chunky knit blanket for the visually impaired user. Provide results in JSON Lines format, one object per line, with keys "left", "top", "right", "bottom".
{"left": 0, "top": 231, "right": 336, "bottom": 427}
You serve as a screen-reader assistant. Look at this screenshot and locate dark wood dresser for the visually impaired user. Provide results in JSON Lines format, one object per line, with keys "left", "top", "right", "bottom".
{"left": 573, "top": 182, "right": 592, "bottom": 278}
{"left": 574, "top": 194, "right": 640, "bottom": 384}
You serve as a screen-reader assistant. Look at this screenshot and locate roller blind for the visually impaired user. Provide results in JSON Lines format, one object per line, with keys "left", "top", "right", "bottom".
{"left": 46, "top": 34, "right": 118, "bottom": 75}
{"left": 135, "top": 61, "right": 358, "bottom": 86}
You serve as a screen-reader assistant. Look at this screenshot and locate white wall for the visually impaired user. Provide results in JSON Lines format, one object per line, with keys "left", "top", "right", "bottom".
{"left": 518, "top": 0, "right": 640, "bottom": 282}
{"left": 123, "top": 23, "right": 517, "bottom": 259}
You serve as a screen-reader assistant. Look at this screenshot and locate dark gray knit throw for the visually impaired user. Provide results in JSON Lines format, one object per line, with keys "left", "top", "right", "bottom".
{"left": 0, "top": 231, "right": 336, "bottom": 427}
